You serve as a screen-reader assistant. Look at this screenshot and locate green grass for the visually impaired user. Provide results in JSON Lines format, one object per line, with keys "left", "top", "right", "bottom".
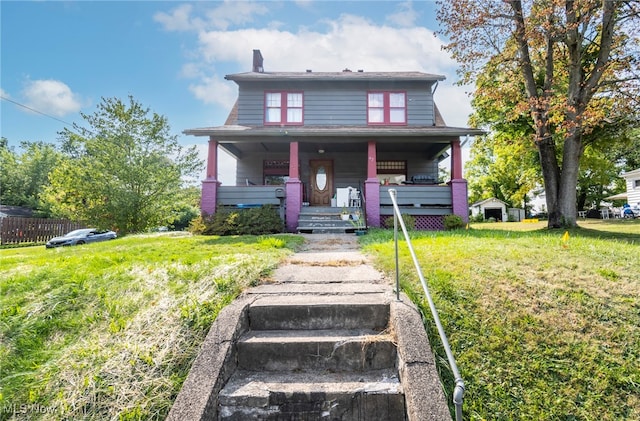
{"left": 360, "top": 219, "right": 640, "bottom": 420}
{"left": 0, "top": 232, "right": 303, "bottom": 420}
{"left": 3, "top": 220, "right": 639, "bottom": 420}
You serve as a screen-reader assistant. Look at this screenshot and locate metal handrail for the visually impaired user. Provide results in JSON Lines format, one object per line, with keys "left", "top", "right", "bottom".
{"left": 388, "top": 189, "right": 465, "bottom": 421}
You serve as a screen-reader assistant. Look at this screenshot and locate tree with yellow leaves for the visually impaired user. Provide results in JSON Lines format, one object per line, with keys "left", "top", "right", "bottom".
{"left": 437, "top": 0, "right": 640, "bottom": 228}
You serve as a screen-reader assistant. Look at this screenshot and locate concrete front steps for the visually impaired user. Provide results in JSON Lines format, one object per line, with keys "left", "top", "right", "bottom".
{"left": 168, "top": 236, "right": 452, "bottom": 421}
{"left": 218, "top": 294, "right": 404, "bottom": 420}
{"left": 296, "top": 206, "right": 366, "bottom": 234}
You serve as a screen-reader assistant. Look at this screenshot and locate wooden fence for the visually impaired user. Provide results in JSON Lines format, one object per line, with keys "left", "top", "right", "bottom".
{"left": 0, "top": 217, "right": 85, "bottom": 246}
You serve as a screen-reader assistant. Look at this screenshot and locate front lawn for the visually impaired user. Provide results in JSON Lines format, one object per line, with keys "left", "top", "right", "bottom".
{"left": 362, "top": 220, "right": 640, "bottom": 420}
{"left": 3, "top": 220, "right": 638, "bottom": 420}
{"left": 0, "top": 233, "right": 302, "bottom": 420}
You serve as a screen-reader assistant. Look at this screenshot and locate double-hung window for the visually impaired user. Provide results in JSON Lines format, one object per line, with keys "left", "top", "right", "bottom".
{"left": 265, "top": 92, "right": 303, "bottom": 125}
{"left": 368, "top": 91, "right": 406, "bottom": 125}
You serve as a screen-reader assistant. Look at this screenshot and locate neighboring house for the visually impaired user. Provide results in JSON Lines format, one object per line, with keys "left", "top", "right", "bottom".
{"left": 0, "top": 205, "right": 33, "bottom": 219}
{"left": 604, "top": 168, "right": 640, "bottom": 205}
{"left": 184, "top": 50, "right": 483, "bottom": 232}
{"left": 470, "top": 198, "right": 508, "bottom": 222}
{"left": 621, "top": 168, "right": 640, "bottom": 207}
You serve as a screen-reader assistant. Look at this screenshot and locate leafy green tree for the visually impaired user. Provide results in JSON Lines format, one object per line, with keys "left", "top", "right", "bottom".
{"left": 167, "top": 186, "right": 201, "bottom": 231}
{"left": 466, "top": 133, "right": 541, "bottom": 209}
{"left": 44, "top": 96, "right": 203, "bottom": 234}
{"left": 466, "top": 56, "right": 637, "bottom": 212}
{"left": 438, "top": 0, "right": 640, "bottom": 228}
{"left": 0, "top": 140, "right": 64, "bottom": 216}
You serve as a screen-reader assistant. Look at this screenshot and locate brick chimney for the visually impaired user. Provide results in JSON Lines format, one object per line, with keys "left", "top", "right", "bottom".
{"left": 253, "top": 49, "right": 264, "bottom": 73}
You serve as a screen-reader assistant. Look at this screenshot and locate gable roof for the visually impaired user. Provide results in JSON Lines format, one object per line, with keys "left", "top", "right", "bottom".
{"left": 622, "top": 168, "right": 640, "bottom": 180}
{"left": 471, "top": 198, "right": 508, "bottom": 207}
{"left": 225, "top": 71, "right": 446, "bottom": 83}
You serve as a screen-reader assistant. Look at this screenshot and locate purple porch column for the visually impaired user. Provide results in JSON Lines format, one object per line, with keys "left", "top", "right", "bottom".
{"left": 451, "top": 180, "right": 469, "bottom": 223}
{"left": 285, "top": 141, "right": 302, "bottom": 232}
{"left": 450, "top": 139, "right": 468, "bottom": 223}
{"left": 201, "top": 137, "right": 220, "bottom": 215}
{"left": 365, "top": 141, "right": 381, "bottom": 227}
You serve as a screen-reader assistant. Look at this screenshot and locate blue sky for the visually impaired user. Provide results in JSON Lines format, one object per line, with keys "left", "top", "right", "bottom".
{"left": 1, "top": 1, "right": 473, "bottom": 184}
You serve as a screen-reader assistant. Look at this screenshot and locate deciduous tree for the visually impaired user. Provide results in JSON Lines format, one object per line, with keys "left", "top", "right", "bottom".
{"left": 438, "top": 0, "right": 640, "bottom": 227}
{"left": 0, "top": 139, "right": 64, "bottom": 216}
{"left": 45, "top": 96, "right": 203, "bottom": 234}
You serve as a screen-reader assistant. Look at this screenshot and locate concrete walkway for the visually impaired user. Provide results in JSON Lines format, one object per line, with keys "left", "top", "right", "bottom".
{"left": 168, "top": 234, "right": 451, "bottom": 421}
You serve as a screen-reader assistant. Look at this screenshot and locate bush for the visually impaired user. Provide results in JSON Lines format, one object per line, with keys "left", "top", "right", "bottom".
{"left": 383, "top": 213, "right": 416, "bottom": 230}
{"left": 444, "top": 214, "right": 465, "bottom": 230}
{"left": 193, "top": 205, "right": 284, "bottom": 236}
{"left": 470, "top": 213, "right": 484, "bottom": 223}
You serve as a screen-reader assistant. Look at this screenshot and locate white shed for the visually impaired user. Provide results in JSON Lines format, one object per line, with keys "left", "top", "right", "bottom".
{"left": 470, "top": 198, "right": 508, "bottom": 222}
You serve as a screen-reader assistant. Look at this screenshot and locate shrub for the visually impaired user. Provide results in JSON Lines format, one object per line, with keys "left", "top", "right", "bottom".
{"left": 383, "top": 213, "right": 416, "bottom": 230}
{"left": 188, "top": 215, "right": 207, "bottom": 234}
{"left": 470, "top": 213, "right": 484, "bottom": 223}
{"left": 196, "top": 205, "right": 284, "bottom": 236}
{"left": 444, "top": 214, "right": 465, "bottom": 230}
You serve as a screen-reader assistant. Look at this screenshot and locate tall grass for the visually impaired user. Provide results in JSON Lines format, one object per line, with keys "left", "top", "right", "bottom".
{"left": 0, "top": 233, "right": 302, "bottom": 420}
{"left": 361, "top": 220, "right": 640, "bottom": 420}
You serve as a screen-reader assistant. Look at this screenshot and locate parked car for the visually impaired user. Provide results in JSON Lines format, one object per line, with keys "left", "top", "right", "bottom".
{"left": 45, "top": 228, "right": 117, "bottom": 248}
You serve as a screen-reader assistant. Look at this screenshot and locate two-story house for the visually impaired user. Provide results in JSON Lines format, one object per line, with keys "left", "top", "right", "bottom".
{"left": 184, "top": 50, "right": 483, "bottom": 232}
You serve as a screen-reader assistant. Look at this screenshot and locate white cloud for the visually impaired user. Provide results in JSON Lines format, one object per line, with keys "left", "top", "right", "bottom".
{"left": 0, "top": 88, "right": 10, "bottom": 99}
{"left": 193, "top": 14, "right": 456, "bottom": 73}
{"left": 386, "top": 1, "right": 420, "bottom": 27}
{"left": 22, "top": 79, "right": 83, "bottom": 117}
{"left": 154, "top": 1, "right": 270, "bottom": 32}
{"left": 188, "top": 74, "right": 237, "bottom": 108}
{"left": 182, "top": 11, "right": 470, "bottom": 125}
{"left": 154, "top": 4, "right": 202, "bottom": 32}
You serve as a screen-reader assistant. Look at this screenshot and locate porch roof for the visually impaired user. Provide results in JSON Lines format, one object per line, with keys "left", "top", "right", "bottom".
{"left": 183, "top": 125, "right": 482, "bottom": 161}
{"left": 183, "top": 124, "right": 484, "bottom": 139}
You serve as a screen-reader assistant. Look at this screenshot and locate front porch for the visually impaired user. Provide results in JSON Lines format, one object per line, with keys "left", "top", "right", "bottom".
{"left": 209, "top": 182, "right": 466, "bottom": 233}
{"left": 201, "top": 137, "right": 469, "bottom": 232}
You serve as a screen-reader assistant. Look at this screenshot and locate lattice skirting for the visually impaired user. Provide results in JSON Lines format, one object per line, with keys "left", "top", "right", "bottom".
{"left": 381, "top": 215, "right": 445, "bottom": 231}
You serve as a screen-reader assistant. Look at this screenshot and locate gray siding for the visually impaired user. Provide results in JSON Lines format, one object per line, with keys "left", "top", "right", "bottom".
{"left": 234, "top": 152, "right": 440, "bottom": 188}
{"left": 235, "top": 81, "right": 435, "bottom": 126}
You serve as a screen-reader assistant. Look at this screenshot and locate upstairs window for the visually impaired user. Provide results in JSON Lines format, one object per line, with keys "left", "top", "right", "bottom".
{"left": 368, "top": 92, "right": 406, "bottom": 125}
{"left": 265, "top": 92, "right": 303, "bottom": 125}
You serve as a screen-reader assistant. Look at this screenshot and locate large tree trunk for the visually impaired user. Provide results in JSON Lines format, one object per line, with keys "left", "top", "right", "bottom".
{"left": 537, "top": 135, "right": 561, "bottom": 227}
{"left": 557, "top": 133, "right": 583, "bottom": 228}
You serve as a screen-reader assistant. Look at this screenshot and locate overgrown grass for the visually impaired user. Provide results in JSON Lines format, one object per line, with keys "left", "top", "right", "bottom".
{"left": 361, "top": 219, "right": 640, "bottom": 420}
{"left": 0, "top": 232, "right": 303, "bottom": 420}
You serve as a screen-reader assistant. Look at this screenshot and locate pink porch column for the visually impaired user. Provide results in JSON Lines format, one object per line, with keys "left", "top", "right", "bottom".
{"left": 450, "top": 139, "right": 469, "bottom": 222}
{"left": 364, "top": 140, "right": 381, "bottom": 227}
{"left": 285, "top": 141, "right": 302, "bottom": 232}
{"left": 201, "top": 137, "right": 221, "bottom": 215}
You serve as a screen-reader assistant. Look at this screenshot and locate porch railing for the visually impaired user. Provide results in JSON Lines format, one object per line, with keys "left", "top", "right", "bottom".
{"left": 388, "top": 188, "right": 465, "bottom": 421}
{"left": 379, "top": 185, "right": 452, "bottom": 216}
{"left": 217, "top": 185, "right": 284, "bottom": 207}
